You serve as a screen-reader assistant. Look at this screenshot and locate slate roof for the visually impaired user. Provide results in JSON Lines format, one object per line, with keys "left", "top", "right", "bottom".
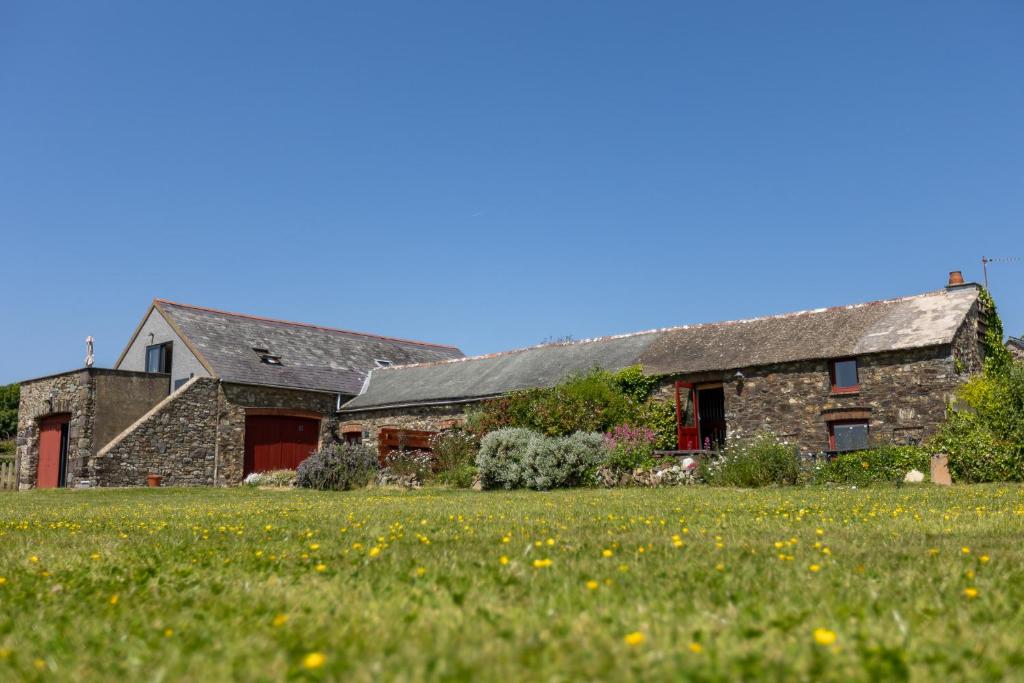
{"left": 154, "top": 300, "right": 464, "bottom": 395}
{"left": 1008, "top": 337, "right": 1024, "bottom": 356}
{"left": 342, "top": 285, "right": 981, "bottom": 411}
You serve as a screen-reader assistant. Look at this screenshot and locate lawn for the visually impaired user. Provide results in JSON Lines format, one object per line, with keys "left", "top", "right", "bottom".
{"left": 1, "top": 485, "right": 1023, "bottom": 682}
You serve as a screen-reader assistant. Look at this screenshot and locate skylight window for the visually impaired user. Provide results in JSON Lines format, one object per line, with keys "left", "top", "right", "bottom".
{"left": 253, "top": 347, "right": 282, "bottom": 365}
{"left": 374, "top": 359, "right": 393, "bottom": 368}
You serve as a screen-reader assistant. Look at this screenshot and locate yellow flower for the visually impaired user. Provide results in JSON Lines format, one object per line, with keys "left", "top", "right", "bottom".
{"left": 688, "top": 642, "right": 703, "bottom": 654}
{"left": 816, "top": 528, "right": 824, "bottom": 536}
{"left": 963, "top": 587, "right": 979, "bottom": 599}
{"left": 273, "top": 614, "right": 289, "bottom": 627}
{"left": 813, "top": 628, "right": 837, "bottom": 646}
{"left": 980, "top": 555, "right": 990, "bottom": 564}
{"left": 961, "top": 547, "right": 971, "bottom": 555}
{"left": 809, "top": 564, "right": 821, "bottom": 573}
{"left": 34, "top": 659, "right": 46, "bottom": 671}
{"left": 90, "top": 553, "right": 101, "bottom": 561}
{"left": 415, "top": 567, "right": 427, "bottom": 577}
{"left": 624, "top": 632, "right": 645, "bottom": 646}
{"left": 302, "top": 652, "right": 326, "bottom": 669}
{"left": 928, "top": 548, "right": 939, "bottom": 556}
{"left": 0, "top": 577, "right": 6, "bottom": 586}
{"left": 164, "top": 628, "right": 174, "bottom": 638}
{"left": 29, "top": 555, "right": 39, "bottom": 563}
{"left": 315, "top": 563, "right": 327, "bottom": 573}
{"left": 602, "top": 549, "right": 613, "bottom": 558}
{"left": 369, "top": 546, "right": 381, "bottom": 558}
{"left": 585, "top": 580, "right": 599, "bottom": 590}
{"left": 109, "top": 594, "right": 119, "bottom": 605}
{"left": 309, "top": 543, "right": 320, "bottom": 551}
{"left": 499, "top": 555, "right": 509, "bottom": 565}
{"left": 715, "top": 563, "right": 725, "bottom": 571}
{"left": 501, "top": 536, "right": 510, "bottom": 544}
{"left": 546, "top": 538, "right": 555, "bottom": 546}
{"left": 532, "top": 558, "right": 552, "bottom": 568}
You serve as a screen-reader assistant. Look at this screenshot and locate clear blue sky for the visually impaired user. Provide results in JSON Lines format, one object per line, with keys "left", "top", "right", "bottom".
{"left": 1, "top": 1, "right": 1022, "bottom": 384}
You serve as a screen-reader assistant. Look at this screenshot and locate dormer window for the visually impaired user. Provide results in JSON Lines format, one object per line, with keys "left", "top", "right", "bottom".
{"left": 374, "top": 359, "right": 393, "bottom": 368}
{"left": 829, "top": 358, "right": 859, "bottom": 393}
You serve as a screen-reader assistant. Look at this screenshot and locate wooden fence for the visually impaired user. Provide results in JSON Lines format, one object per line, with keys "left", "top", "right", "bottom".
{"left": 0, "top": 455, "right": 18, "bottom": 491}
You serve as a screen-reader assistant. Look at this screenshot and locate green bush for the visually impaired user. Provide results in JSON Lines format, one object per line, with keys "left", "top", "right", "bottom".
{"left": 700, "top": 433, "right": 799, "bottom": 488}
{"left": 475, "top": 428, "right": 605, "bottom": 490}
{"left": 465, "top": 366, "right": 675, "bottom": 448}
{"left": 931, "top": 360, "right": 1024, "bottom": 482}
{"left": 817, "top": 445, "right": 930, "bottom": 485}
{"left": 431, "top": 429, "right": 480, "bottom": 487}
{"left": 295, "top": 443, "right": 378, "bottom": 491}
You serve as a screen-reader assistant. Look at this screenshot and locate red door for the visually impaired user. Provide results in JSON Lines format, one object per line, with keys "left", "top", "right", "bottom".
{"left": 244, "top": 415, "right": 320, "bottom": 474}
{"left": 38, "top": 415, "right": 70, "bottom": 489}
{"left": 675, "top": 382, "right": 700, "bottom": 451}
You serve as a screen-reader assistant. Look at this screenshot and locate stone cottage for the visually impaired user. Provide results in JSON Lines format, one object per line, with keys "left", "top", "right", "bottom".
{"left": 15, "top": 300, "right": 463, "bottom": 489}
{"left": 341, "top": 276, "right": 985, "bottom": 458}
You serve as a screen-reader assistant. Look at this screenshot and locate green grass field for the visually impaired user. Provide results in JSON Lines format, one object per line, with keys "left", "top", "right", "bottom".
{"left": 1, "top": 485, "right": 1023, "bottom": 682}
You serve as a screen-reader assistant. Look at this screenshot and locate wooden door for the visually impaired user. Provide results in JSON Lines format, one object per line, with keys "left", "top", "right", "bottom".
{"left": 38, "top": 415, "right": 69, "bottom": 488}
{"left": 244, "top": 415, "right": 320, "bottom": 474}
{"left": 675, "top": 382, "right": 700, "bottom": 451}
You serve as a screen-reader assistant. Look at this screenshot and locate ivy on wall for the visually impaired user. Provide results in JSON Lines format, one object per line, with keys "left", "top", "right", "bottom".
{"left": 979, "top": 288, "right": 1013, "bottom": 377}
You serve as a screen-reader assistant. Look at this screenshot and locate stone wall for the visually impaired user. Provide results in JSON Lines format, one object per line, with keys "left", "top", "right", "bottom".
{"left": 337, "top": 403, "right": 472, "bottom": 454}
{"left": 216, "top": 383, "right": 340, "bottom": 485}
{"left": 950, "top": 299, "right": 984, "bottom": 374}
{"left": 654, "top": 344, "right": 966, "bottom": 452}
{"left": 94, "top": 377, "right": 220, "bottom": 486}
{"left": 16, "top": 370, "right": 93, "bottom": 489}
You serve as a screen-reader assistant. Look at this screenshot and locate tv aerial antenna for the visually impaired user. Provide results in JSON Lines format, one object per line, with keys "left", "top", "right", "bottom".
{"left": 981, "top": 256, "right": 1020, "bottom": 289}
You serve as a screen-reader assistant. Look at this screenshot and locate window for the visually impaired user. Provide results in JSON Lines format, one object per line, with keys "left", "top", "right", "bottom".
{"left": 829, "top": 358, "right": 859, "bottom": 393}
{"left": 374, "top": 359, "right": 393, "bottom": 368}
{"left": 145, "top": 342, "right": 173, "bottom": 374}
{"left": 252, "top": 347, "right": 282, "bottom": 365}
{"left": 829, "top": 420, "right": 869, "bottom": 452}
{"left": 173, "top": 378, "right": 189, "bottom": 391}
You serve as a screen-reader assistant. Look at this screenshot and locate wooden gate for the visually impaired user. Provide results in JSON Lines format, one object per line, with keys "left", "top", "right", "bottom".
{"left": 0, "top": 455, "right": 18, "bottom": 491}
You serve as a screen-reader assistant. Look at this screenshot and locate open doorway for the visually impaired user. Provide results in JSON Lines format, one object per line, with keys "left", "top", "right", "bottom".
{"left": 697, "top": 386, "right": 726, "bottom": 449}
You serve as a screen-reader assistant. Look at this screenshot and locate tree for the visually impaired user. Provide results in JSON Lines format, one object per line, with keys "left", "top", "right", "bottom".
{"left": 0, "top": 383, "right": 19, "bottom": 440}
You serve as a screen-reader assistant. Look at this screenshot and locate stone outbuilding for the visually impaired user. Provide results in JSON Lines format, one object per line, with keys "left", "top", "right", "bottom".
{"left": 1008, "top": 337, "right": 1024, "bottom": 361}
{"left": 341, "top": 277, "right": 986, "bottom": 457}
{"left": 16, "top": 300, "right": 462, "bottom": 489}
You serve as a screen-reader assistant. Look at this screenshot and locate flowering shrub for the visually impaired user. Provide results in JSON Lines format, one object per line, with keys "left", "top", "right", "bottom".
{"left": 296, "top": 443, "right": 378, "bottom": 491}
{"left": 243, "top": 470, "right": 297, "bottom": 488}
{"left": 700, "top": 433, "right": 799, "bottom": 487}
{"left": 431, "top": 429, "right": 480, "bottom": 488}
{"left": 603, "top": 424, "right": 658, "bottom": 473}
{"left": 382, "top": 449, "right": 434, "bottom": 482}
{"left": 476, "top": 428, "right": 605, "bottom": 490}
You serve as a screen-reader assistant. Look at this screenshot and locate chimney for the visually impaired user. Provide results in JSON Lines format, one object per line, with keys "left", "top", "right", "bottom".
{"left": 947, "top": 270, "right": 965, "bottom": 287}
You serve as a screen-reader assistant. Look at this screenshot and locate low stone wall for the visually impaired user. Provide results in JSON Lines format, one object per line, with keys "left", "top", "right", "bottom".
{"left": 94, "top": 377, "right": 220, "bottom": 486}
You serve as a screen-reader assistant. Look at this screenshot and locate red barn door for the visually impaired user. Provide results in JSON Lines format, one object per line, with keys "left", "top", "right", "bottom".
{"left": 38, "top": 415, "right": 70, "bottom": 488}
{"left": 244, "top": 415, "right": 320, "bottom": 474}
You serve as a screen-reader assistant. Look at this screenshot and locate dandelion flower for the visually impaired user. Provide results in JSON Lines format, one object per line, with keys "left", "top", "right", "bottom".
{"left": 0, "top": 577, "right": 6, "bottom": 586}
{"left": 585, "top": 580, "right": 599, "bottom": 590}
{"left": 302, "top": 652, "right": 326, "bottom": 669}
{"left": 624, "top": 632, "right": 645, "bottom": 646}
{"left": 315, "top": 564, "right": 327, "bottom": 573}
{"left": 809, "top": 564, "right": 821, "bottom": 572}
{"left": 164, "top": 628, "right": 174, "bottom": 638}
{"left": 980, "top": 555, "right": 990, "bottom": 564}
{"left": 813, "top": 628, "right": 837, "bottom": 646}
{"left": 499, "top": 555, "right": 509, "bottom": 565}
{"left": 963, "top": 587, "right": 979, "bottom": 599}
{"left": 309, "top": 543, "right": 320, "bottom": 551}
{"left": 273, "top": 614, "right": 289, "bottom": 627}
{"left": 532, "top": 558, "right": 552, "bottom": 568}
{"left": 415, "top": 567, "right": 427, "bottom": 577}
{"left": 961, "top": 547, "right": 970, "bottom": 555}
{"left": 602, "top": 549, "right": 614, "bottom": 558}
{"left": 109, "top": 594, "right": 119, "bottom": 605}
{"left": 688, "top": 642, "right": 703, "bottom": 654}
{"left": 369, "top": 547, "right": 381, "bottom": 558}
